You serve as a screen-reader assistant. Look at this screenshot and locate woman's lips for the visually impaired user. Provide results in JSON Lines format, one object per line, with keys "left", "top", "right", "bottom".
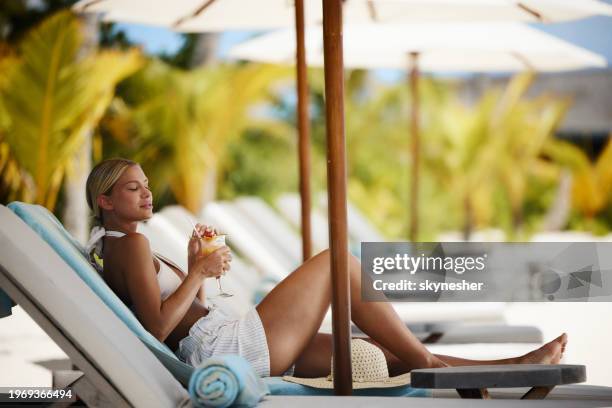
{"left": 141, "top": 203, "right": 153, "bottom": 209}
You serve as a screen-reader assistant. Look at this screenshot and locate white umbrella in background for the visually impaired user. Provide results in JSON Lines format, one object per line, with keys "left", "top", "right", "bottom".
{"left": 229, "top": 22, "right": 606, "bottom": 240}
{"left": 75, "top": 0, "right": 612, "bottom": 29}
{"left": 230, "top": 23, "right": 606, "bottom": 72}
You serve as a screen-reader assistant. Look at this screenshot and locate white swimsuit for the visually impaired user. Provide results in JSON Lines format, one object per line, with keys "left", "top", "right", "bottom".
{"left": 104, "top": 230, "right": 273, "bottom": 377}
{"left": 105, "top": 230, "right": 182, "bottom": 301}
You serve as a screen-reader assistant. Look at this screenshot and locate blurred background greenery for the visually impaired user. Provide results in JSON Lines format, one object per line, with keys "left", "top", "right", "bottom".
{"left": 1, "top": 3, "right": 611, "bottom": 242}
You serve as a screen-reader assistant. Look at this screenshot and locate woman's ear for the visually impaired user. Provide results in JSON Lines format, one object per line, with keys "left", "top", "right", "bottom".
{"left": 97, "top": 195, "right": 113, "bottom": 211}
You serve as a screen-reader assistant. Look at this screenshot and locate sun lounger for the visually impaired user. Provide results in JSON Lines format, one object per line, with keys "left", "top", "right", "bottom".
{"left": 199, "top": 202, "right": 289, "bottom": 281}
{"left": 275, "top": 193, "right": 330, "bottom": 252}
{"left": 0, "top": 203, "right": 431, "bottom": 401}
{"left": 316, "top": 193, "right": 386, "bottom": 244}
{"left": 234, "top": 196, "right": 304, "bottom": 264}
{"left": 0, "top": 205, "right": 191, "bottom": 407}
{"left": 2, "top": 203, "right": 610, "bottom": 406}
{"left": 218, "top": 200, "right": 301, "bottom": 270}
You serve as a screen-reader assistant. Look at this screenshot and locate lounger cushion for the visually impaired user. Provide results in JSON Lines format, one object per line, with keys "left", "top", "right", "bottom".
{"left": 7, "top": 203, "right": 178, "bottom": 357}
{"left": 7, "top": 201, "right": 431, "bottom": 398}
{"left": 265, "top": 377, "right": 430, "bottom": 397}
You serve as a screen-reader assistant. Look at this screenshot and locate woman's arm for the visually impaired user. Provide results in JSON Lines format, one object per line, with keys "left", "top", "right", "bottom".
{"left": 197, "top": 284, "right": 206, "bottom": 304}
{"left": 122, "top": 233, "right": 230, "bottom": 341}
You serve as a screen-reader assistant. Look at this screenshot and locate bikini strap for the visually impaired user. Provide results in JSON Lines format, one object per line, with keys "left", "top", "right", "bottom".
{"left": 105, "top": 230, "right": 127, "bottom": 238}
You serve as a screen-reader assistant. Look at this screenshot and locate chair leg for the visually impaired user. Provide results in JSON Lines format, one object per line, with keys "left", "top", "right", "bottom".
{"left": 52, "top": 369, "right": 83, "bottom": 389}
{"left": 521, "top": 385, "right": 554, "bottom": 399}
{"left": 456, "top": 388, "right": 490, "bottom": 399}
{"left": 51, "top": 369, "right": 117, "bottom": 407}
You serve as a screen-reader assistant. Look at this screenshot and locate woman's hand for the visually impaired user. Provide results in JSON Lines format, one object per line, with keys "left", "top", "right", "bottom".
{"left": 195, "top": 246, "right": 232, "bottom": 279}
{"left": 187, "top": 223, "right": 231, "bottom": 278}
{"left": 187, "top": 223, "right": 214, "bottom": 269}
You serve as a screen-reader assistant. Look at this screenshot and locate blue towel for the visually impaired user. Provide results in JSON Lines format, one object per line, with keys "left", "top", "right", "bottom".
{"left": 0, "top": 288, "right": 16, "bottom": 318}
{"left": 189, "top": 355, "right": 269, "bottom": 408}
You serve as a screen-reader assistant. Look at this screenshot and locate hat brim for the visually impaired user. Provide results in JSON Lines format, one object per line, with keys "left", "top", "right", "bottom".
{"left": 282, "top": 372, "right": 411, "bottom": 389}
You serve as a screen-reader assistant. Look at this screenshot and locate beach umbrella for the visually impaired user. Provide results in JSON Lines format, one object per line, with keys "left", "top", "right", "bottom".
{"left": 74, "top": 0, "right": 612, "bottom": 29}
{"left": 228, "top": 22, "right": 607, "bottom": 240}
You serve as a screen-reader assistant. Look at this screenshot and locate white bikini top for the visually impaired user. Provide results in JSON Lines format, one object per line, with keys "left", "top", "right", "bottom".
{"left": 105, "top": 230, "right": 182, "bottom": 301}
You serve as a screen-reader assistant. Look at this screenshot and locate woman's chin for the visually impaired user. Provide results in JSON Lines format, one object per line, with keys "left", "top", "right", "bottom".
{"left": 139, "top": 208, "right": 154, "bottom": 221}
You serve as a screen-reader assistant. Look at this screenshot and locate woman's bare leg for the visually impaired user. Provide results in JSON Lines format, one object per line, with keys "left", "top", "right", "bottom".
{"left": 292, "top": 332, "right": 567, "bottom": 378}
{"left": 257, "top": 249, "right": 567, "bottom": 376}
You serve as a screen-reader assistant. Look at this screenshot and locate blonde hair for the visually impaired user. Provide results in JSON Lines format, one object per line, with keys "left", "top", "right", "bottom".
{"left": 86, "top": 158, "right": 137, "bottom": 225}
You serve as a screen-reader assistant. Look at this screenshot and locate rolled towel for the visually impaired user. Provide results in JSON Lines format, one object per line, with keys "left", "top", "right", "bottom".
{"left": 189, "top": 354, "right": 269, "bottom": 408}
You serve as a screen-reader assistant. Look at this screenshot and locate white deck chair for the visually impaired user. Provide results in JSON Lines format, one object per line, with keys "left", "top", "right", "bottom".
{"left": 0, "top": 206, "right": 190, "bottom": 407}
{"left": 200, "top": 202, "right": 288, "bottom": 281}
{"left": 275, "top": 193, "right": 329, "bottom": 252}
{"left": 232, "top": 197, "right": 304, "bottom": 266}
{"left": 317, "top": 193, "right": 386, "bottom": 243}
{"left": 215, "top": 201, "right": 298, "bottom": 271}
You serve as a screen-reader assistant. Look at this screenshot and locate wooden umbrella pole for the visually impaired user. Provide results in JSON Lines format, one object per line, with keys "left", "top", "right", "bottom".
{"left": 294, "top": 0, "right": 313, "bottom": 261}
{"left": 321, "top": 0, "right": 352, "bottom": 396}
{"left": 409, "top": 52, "right": 420, "bottom": 242}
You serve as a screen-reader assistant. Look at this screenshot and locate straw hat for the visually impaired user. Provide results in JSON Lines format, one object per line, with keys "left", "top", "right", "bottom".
{"left": 283, "top": 339, "right": 411, "bottom": 389}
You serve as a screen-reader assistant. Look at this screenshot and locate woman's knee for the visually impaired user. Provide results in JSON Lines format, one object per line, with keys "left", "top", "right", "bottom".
{"left": 315, "top": 249, "right": 360, "bottom": 276}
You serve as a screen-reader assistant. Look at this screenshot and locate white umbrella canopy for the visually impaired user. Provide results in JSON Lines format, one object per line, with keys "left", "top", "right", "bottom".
{"left": 228, "top": 22, "right": 607, "bottom": 72}
{"left": 73, "top": 0, "right": 612, "bottom": 31}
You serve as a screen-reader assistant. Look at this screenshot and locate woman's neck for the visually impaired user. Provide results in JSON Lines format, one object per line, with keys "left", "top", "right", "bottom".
{"left": 103, "top": 217, "right": 139, "bottom": 234}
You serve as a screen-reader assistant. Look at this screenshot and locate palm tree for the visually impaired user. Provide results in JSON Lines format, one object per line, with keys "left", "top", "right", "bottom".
{"left": 490, "top": 72, "right": 569, "bottom": 235}
{"left": 0, "top": 11, "right": 142, "bottom": 212}
{"left": 101, "top": 60, "right": 290, "bottom": 214}
{"left": 545, "top": 135, "right": 612, "bottom": 227}
{"left": 425, "top": 72, "right": 568, "bottom": 239}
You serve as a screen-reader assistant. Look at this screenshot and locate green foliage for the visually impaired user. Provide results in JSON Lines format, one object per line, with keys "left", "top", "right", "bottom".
{"left": 0, "top": 10, "right": 142, "bottom": 209}
{"left": 545, "top": 135, "right": 612, "bottom": 223}
{"left": 100, "top": 60, "right": 291, "bottom": 213}
{"left": 218, "top": 128, "right": 298, "bottom": 202}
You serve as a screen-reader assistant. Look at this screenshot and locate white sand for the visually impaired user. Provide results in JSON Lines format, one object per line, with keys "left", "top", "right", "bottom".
{"left": 505, "top": 302, "right": 612, "bottom": 387}
{"left": 0, "top": 306, "right": 67, "bottom": 387}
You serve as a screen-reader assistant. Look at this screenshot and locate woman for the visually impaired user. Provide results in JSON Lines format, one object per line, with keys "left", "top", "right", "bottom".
{"left": 86, "top": 158, "right": 567, "bottom": 379}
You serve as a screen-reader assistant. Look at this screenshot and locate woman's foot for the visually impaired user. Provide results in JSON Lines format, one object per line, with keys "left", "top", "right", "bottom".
{"left": 520, "top": 333, "right": 568, "bottom": 364}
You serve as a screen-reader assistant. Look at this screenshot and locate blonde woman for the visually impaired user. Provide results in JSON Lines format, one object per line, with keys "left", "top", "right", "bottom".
{"left": 86, "top": 158, "right": 567, "bottom": 379}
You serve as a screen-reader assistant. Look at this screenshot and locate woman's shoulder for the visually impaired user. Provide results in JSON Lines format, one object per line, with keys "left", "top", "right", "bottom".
{"left": 104, "top": 232, "right": 157, "bottom": 282}
{"left": 105, "top": 232, "right": 152, "bottom": 260}
{"left": 117, "top": 231, "right": 149, "bottom": 244}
